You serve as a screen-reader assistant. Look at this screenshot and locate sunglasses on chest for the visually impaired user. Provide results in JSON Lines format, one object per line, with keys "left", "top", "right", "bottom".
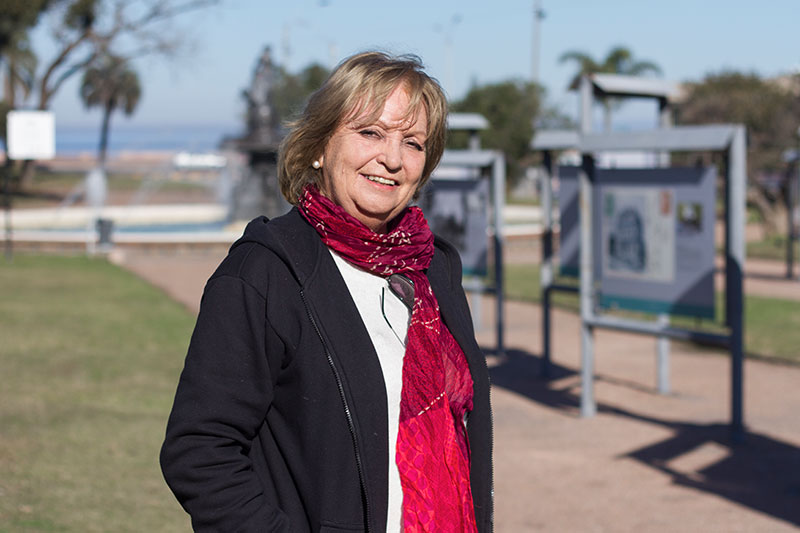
{"left": 380, "top": 273, "right": 415, "bottom": 347}
{"left": 387, "top": 273, "right": 414, "bottom": 310}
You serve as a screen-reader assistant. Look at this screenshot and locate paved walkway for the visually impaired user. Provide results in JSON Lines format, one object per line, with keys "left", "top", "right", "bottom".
{"left": 116, "top": 248, "right": 800, "bottom": 532}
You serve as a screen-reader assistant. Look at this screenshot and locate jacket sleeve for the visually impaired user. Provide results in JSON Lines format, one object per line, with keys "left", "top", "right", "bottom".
{"left": 160, "top": 274, "right": 290, "bottom": 532}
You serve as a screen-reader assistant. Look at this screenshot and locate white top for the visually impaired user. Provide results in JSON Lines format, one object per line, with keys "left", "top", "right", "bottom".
{"left": 329, "top": 250, "right": 409, "bottom": 532}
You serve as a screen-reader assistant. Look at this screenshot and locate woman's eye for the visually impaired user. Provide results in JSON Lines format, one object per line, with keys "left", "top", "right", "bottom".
{"left": 406, "top": 140, "right": 424, "bottom": 151}
{"left": 359, "top": 129, "right": 379, "bottom": 138}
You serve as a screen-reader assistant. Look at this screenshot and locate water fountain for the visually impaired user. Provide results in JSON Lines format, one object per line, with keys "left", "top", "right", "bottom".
{"left": 223, "top": 46, "right": 290, "bottom": 222}
{"left": 11, "top": 48, "right": 292, "bottom": 253}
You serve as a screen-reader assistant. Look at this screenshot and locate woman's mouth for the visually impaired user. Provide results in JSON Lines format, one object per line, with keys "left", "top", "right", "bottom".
{"left": 364, "top": 174, "right": 397, "bottom": 186}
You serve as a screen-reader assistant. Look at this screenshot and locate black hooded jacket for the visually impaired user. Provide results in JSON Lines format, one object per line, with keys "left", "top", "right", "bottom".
{"left": 160, "top": 208, "right": 493, "bottom": 532}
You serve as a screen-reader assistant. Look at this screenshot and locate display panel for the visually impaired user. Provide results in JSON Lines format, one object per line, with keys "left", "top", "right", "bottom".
{"left": 419, "top": 178, "right": 489, "bottom": 277}
{"left": 593, "top": 167, "right": 717, "bottom": 319}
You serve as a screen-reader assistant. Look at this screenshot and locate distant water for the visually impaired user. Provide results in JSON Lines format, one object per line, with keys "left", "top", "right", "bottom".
{"left": 46, "top": 221, "right": 228, "bottom": 233}
{"left": 56, "top": 123, "right": 242, "bottom": 155}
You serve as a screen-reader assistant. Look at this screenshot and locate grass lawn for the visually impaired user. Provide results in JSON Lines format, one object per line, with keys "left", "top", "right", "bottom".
{"left": 497, "top": 264, "right": 800, "bottom": 364}
{"left": 0, "top": 254, "right": 195, "bottom": 532}
{"left": 747, "top": 234, "right": 800, "bottom": 262}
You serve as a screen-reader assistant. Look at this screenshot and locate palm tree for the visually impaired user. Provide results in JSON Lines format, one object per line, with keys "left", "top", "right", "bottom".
{"left": 559, "top": 45, "right": 661, "bottom": 130}
{"left": 79, "top": 54, "right": 141, "bottom": 167}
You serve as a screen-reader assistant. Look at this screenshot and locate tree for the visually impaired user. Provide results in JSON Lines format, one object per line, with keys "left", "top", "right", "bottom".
{"left": 559, "top": 45, "right": 661, "bottom": 130}
{"left": 0, "top": 0, "right": 51, "bottom": 55}
{"left": 12, "top": 0, "right": 219, "bottom": 188}
{"left": 34, "top": 0, "right": 218, "bottom": 112}
{"left": 80, "top": 54, "right": 141, "bottom": 167}
{"left": 676, "top": 70, "right": 800, "bottom": 236}
{"left": 2, "top": 36, "right": 38, "bottom": 107}
{"left": 0, "top": 0, "right": 49, "bottom": 152}
{"left": 1, "top": 36, "right": 38, "bottom": 154}
{"left": 270, "top": 62, "right": 330, "bottom": 125}
{"left": 450, "top": 79, "right": 543, "bottom": 184}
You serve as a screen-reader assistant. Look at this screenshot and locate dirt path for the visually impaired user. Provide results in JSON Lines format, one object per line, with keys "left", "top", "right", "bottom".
{"left": 116, "top": 248, "right": 800, "bottom": 532}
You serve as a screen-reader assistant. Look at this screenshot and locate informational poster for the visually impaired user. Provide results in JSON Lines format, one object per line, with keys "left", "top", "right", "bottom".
{"left": 419, "top": 177, "right": 489, "bottom": 276}
{"left": 601, "top": 187, "right": 675, "bottom": 283}
{"left": 557, "top": 166, "right": 580, "bottom": 277}
{"left": 593, "top": 167, "right": 717, "bottom": 319}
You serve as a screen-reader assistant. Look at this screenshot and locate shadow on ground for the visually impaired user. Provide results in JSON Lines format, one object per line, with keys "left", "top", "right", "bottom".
{"left": 485, "top": 347, "right": 800, "bottom": 529}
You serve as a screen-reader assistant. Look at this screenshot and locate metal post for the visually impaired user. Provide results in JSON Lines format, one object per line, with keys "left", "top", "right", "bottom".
{"left": 464, "top": 278, "right": 483, "bottom": 333}
{"left": 468, "top": 130, "right": 481, "bottom": 151}
{"left": 580, "top": 75, "right": 593, "bottom": 135}
{"left": 796, "top": 154, "right": 800, "bottom": 283}
{"left": 656, "top": 313, "right": 670, "bottom": 394}
{"left": 471, "top": 286, "right": 482, "bottom": 333}
{"left": 787, "top": 168, "right": 795, "bottom": 279}
{"left": 578, "top": 75, "right": 596, "bottom": 416}
{"left": 3, "top": 162, "right": 12, "bottom": 261}
{"left": 493, "top": 152, "right": 506, "bottom": 356}
{"left": 541, "top": 151, "right": 554, "bottom": 377}
{"left": 658, "top": 97, "right": 672, "bottom": 167}
{"left": 656, "top": 98, "right": 672, "bottom": 390}
{"left": 796, "top": 127, "right": 800, "bottom": 282}
{"left": 579, "top": 154, "right": 596, "bottom": 417}
{"left": 531, "top": 0, "right": 544, "bottom": 84}
{"left": 727, "top": 126, "right": 747, "bottom": 441}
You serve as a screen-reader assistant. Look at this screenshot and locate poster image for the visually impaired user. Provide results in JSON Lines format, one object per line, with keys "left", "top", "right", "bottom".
{"left": 677, "top": 202, "right": 703, "bottom": 235}
{"left": 594, "top": 166, "right": 716, "bottom": 319}
{"left": 419, "top": 179, "right": 489, "bottom": 276}
{"left": 601, "top": 187, "right": 675, "bottom": 283}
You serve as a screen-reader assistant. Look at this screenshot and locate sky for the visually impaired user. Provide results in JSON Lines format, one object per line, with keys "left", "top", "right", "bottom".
{"left": 31, "top": 0, "right": 800, "bottom": 136}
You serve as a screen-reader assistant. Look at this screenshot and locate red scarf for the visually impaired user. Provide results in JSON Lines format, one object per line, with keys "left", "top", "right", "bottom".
{"left": 298, "top": 185, "right": 477, "bottom": 532}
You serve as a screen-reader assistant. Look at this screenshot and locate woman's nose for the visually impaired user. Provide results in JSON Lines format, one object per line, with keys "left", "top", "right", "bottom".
{"left": 377, "top": 138, "right": 403, "bottom": 172}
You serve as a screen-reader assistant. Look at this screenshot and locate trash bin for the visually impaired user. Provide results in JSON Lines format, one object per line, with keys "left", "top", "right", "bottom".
{"left": 96, "top": 218, "right": 114, "bottom": 248}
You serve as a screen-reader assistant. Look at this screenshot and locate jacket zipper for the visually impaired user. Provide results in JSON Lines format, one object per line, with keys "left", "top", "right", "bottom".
{"left": 300, "top": 289, "right": 372, "bottom": 532}
{"left": 489, "top": 397, "right": 494, "bottom": 532}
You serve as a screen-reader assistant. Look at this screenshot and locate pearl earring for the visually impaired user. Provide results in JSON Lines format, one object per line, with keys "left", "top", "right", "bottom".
{"left": 312, "top": 160, "right": 321, "bottom": 169}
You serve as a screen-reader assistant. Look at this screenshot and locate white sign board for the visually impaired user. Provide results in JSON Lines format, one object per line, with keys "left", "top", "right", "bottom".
{"left": 7, "top": 110, "right": 56, "bottom": 160}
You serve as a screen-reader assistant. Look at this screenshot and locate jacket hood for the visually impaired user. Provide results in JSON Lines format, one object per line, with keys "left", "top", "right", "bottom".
{"left": 230, "top": 209, "right": 322, "bottom": 287}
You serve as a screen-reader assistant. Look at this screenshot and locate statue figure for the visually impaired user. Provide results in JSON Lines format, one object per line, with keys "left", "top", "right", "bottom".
{"left": 226, "top": 46, "right": 288, "bottom": 222}
{"left": 243, "top": 47, "right": 280, "bottom": 147}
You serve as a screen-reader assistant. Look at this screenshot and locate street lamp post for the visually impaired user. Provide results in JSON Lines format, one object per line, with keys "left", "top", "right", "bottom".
{"left": 791, "top": 125, "right": 800, "bottom": 280}
{"left": 531, "top": 0, "right": 546, "bottom": 84}
{"left": 435, "top": 14, "right": 462, "bottom": 98}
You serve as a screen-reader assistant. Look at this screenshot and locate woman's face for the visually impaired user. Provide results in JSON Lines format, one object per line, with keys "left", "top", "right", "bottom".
{"left": 319, "top": 84, "right": 428, "bottom": 233}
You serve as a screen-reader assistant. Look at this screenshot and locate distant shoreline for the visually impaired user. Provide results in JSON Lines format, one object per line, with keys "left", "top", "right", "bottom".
{"left": 54, "top": 122, "right": 242, "bottom": 156}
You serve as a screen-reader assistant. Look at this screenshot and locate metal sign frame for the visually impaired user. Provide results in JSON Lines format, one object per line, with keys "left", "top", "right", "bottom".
{"left": 533, "top": 124, "right": 747, "bottom": 440}
{"left": 432, "top": 149, "right": 506, "bottom": 356}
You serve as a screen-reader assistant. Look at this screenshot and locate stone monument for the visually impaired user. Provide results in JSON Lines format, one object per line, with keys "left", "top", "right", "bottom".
{"left": 226, "top": 46, "right": 289, "bottom": 221}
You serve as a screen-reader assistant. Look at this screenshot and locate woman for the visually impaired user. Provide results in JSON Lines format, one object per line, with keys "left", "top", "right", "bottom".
{"left": 161, "top": 51, "right": 493, "bottom": 532}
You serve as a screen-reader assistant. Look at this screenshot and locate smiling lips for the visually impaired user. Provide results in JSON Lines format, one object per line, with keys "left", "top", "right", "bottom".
{"left": 364, "top": 174, "right": 398, "bottom": 186}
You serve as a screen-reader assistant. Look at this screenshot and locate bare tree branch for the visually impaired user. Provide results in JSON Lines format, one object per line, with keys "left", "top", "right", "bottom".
{"left": 48, "top": 52, "right": 97, "bottom": 101}
{"left": 38, "top": 28, "right": 92, "bottom": 108}
{"left": 13, "top": 0, "right": 221, "bottom": 189}
{"left": 36, "top": 0, "right": 220, "bottom": 109}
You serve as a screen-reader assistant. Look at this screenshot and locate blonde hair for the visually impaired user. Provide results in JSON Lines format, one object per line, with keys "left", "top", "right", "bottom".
{"left": 278, "top": 51, "right": 448, "bottom": 204}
